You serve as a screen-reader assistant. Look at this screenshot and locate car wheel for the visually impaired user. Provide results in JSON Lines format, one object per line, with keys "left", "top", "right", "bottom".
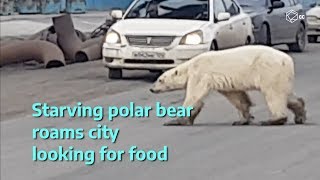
{"left": 109, "top": 68, "right": 122, "bottom": 79}
{"left": 308, "top": 35, "right": 317, "bottom": 43}
{"left": 258, "top": 24, "right": 271, "bottom": 45}
{"left": 210, "top": 40, "right": 218, "bottom": 50}
{"left": 245, "top": 36, "right": 251, "bottom": 45}
{"left": 287, "top": 24, "right": 306, "bottom": 52}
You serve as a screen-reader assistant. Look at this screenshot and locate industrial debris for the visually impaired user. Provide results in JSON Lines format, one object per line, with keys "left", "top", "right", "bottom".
{"left": 0, "top": 13, "right": 115, "bottom": 68}
{"left": 53, "top": 14, "right": 86, "bottom": 63}
{"left": 0, "top": 40, "right": 65, "bottom": 68}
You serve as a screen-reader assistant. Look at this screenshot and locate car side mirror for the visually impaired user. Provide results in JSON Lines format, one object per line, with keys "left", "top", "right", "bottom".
{"left": 272, "top": 1, "right": 285, "bottom": 9}
{"left": 217, "top": 12, "right": 231, "bottom": 21}
{"left": 111, "top": 10, "right": 123, "bottom": 20}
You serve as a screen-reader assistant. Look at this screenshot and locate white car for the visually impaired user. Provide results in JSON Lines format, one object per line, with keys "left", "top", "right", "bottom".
{"left": 103, "top": 0, "right": 254, "bottom": 79}
{"left": 307, "top": 0, "right": 320, "bottom": 43}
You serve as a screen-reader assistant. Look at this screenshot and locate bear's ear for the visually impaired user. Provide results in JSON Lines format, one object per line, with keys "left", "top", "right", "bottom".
{"left": 174, "top": 70, "right": 178, "bottom": 76}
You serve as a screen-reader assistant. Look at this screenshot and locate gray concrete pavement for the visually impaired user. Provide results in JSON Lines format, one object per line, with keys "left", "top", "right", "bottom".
{"left": 1, "top": 44, "right": 320, "bottom": 180}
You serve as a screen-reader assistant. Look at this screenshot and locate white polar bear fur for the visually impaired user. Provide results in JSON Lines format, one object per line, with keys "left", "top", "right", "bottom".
{"left": 151, "top": 45, "right": 306, "bottom": 125}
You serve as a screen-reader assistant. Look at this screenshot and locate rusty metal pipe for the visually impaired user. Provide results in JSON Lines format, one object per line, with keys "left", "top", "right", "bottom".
{"left": 75, "top": 36, "right": 104, "bottom": 62}
{"left": 0, "top": 40, "right": 66, "bottom": 68}
{"left": 53, "top": 14, "right": 83, "bottom": 63}
{"left": 75, "top": 44, "right": 102, "bottom": 62}
{"left": 28, "top": 26, "right": 87, "bottom": 43}
{"left": 53, "top": 14, "right": 107, "bottom": 63}
{"left": 81, "top": 36, "right": 104, "bottom": 48}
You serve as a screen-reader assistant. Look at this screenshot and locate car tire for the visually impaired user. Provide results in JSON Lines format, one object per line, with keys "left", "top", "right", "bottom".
{"left": 245, "top": 36, "right": 251, "bottom": 45}
{"left": 308, "top": 35, "right": 317, "bottom": 43}
{"left": 210, "top": 40, "right": 218, "bottom": 50}
{"left": 287, "top": 23, "right": 306, "bottom": 52}
{"left": 150, "top": 70, "right": 164, "bottom": 77}
{"left": 109, "top": 68, "right": 122, "bottom": 79}
{"left": 258, "top": 24, "right": 271, "bottom": 45}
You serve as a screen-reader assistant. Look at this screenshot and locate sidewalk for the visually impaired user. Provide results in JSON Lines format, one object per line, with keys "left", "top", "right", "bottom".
{"left": 0, "top": 11, "right": 111, "bottom": 38}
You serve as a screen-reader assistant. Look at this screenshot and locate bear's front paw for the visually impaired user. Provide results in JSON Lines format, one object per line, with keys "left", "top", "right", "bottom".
{"left": 163, "top": 119, "right": 192, "bottom": 126}
{"left": 232, "top": 115, "right": 254, "bottom": 126}
{"left": 232, "top": 120, "right": 251, "bottom": 126}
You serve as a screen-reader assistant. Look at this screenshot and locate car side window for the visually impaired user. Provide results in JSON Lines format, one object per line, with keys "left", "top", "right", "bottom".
{"left": 215, "top": 0, "right": 227, "bottom": 18}
{"left": 214, "top": 0, "right": 226, "bottom": 17}
{"left": 223, "top": 0, "right": 240, "bottom": 16}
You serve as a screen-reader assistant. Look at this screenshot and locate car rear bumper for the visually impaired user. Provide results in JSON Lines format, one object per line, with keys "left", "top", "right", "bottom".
{"left": 308, "top": 24, "right": 320, "bottom": 36}
{"left": 307, "top": 17, "right": 320, "bottom": 35}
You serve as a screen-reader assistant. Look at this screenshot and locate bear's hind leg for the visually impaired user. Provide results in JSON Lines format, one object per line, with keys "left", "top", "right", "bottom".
{"left": 287, "top": 93, "right": 307, "bottom": 124}
{"left": 260, "top": 90, "right": 288, "bottom": 126}
{"left": 219, "top": 91, "right": 254, "bottom": 126}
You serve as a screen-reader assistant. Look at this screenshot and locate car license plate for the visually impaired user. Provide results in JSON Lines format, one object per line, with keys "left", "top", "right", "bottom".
{"left": 132, "top": 51, "right": 165, "bottom": 59}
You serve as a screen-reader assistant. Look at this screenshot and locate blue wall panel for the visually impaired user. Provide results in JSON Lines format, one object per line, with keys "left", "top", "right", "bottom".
{"left": 0, "top": 0, "right": 15, "bottom": 15}
{"left": 66, "top": 0, "right": 86, "bottom": 13}
{"left": 86, "top": 0, "right": 134, "bottom": 11}
{"left": 16, "top": 0, "right": 41, "bottom": 14}
{"left": 40, "top": 0, "right": 61, "bottom": 14}
{"left": 86, "top": 0, "right": 96, "bottom": 10}
{"left": 61, "top": 0, "right": 66, "bottom": 12}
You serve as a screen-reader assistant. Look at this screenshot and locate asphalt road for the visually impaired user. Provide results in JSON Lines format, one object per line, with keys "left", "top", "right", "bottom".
{"left": 1, "top": 44, "right": 320, "bottom": 180}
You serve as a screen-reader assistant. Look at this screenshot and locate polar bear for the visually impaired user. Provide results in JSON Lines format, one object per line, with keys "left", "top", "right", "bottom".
{"left": 150, "top": 45, "right": 306, "bottom": 126}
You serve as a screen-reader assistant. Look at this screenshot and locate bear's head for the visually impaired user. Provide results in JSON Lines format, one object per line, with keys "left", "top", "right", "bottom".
{"left": 150, "top": 68, "right": 188, "bottom": 94}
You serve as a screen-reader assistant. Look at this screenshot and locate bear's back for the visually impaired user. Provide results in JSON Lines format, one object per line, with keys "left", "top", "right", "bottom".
{"left": 186, "top": 45, "right": 293, "bottom": 77}
{"left": 190, "top": 45, "right": 292, "bottom": 65}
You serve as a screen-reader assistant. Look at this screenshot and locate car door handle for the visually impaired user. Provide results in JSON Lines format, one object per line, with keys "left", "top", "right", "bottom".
{"left": 229, "top": 25, "right": 233, "bottom": 30}
{"left": 243, "top": 22, "right": 246, "bottom": 25}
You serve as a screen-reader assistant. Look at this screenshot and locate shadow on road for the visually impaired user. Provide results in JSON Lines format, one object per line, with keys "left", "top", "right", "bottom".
{"left": 120, "top": 71, "right": 161, "bottom": 83}
{"left": 193, "top": 122, "right": 318, "bottom": 127}
{"left": 275, "top": 42, "right": 320, "bottom": 54}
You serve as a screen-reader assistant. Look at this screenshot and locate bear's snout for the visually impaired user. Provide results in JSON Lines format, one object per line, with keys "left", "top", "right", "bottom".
{"left": 150, "top": 88, "right": 160, "bottom": 94}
